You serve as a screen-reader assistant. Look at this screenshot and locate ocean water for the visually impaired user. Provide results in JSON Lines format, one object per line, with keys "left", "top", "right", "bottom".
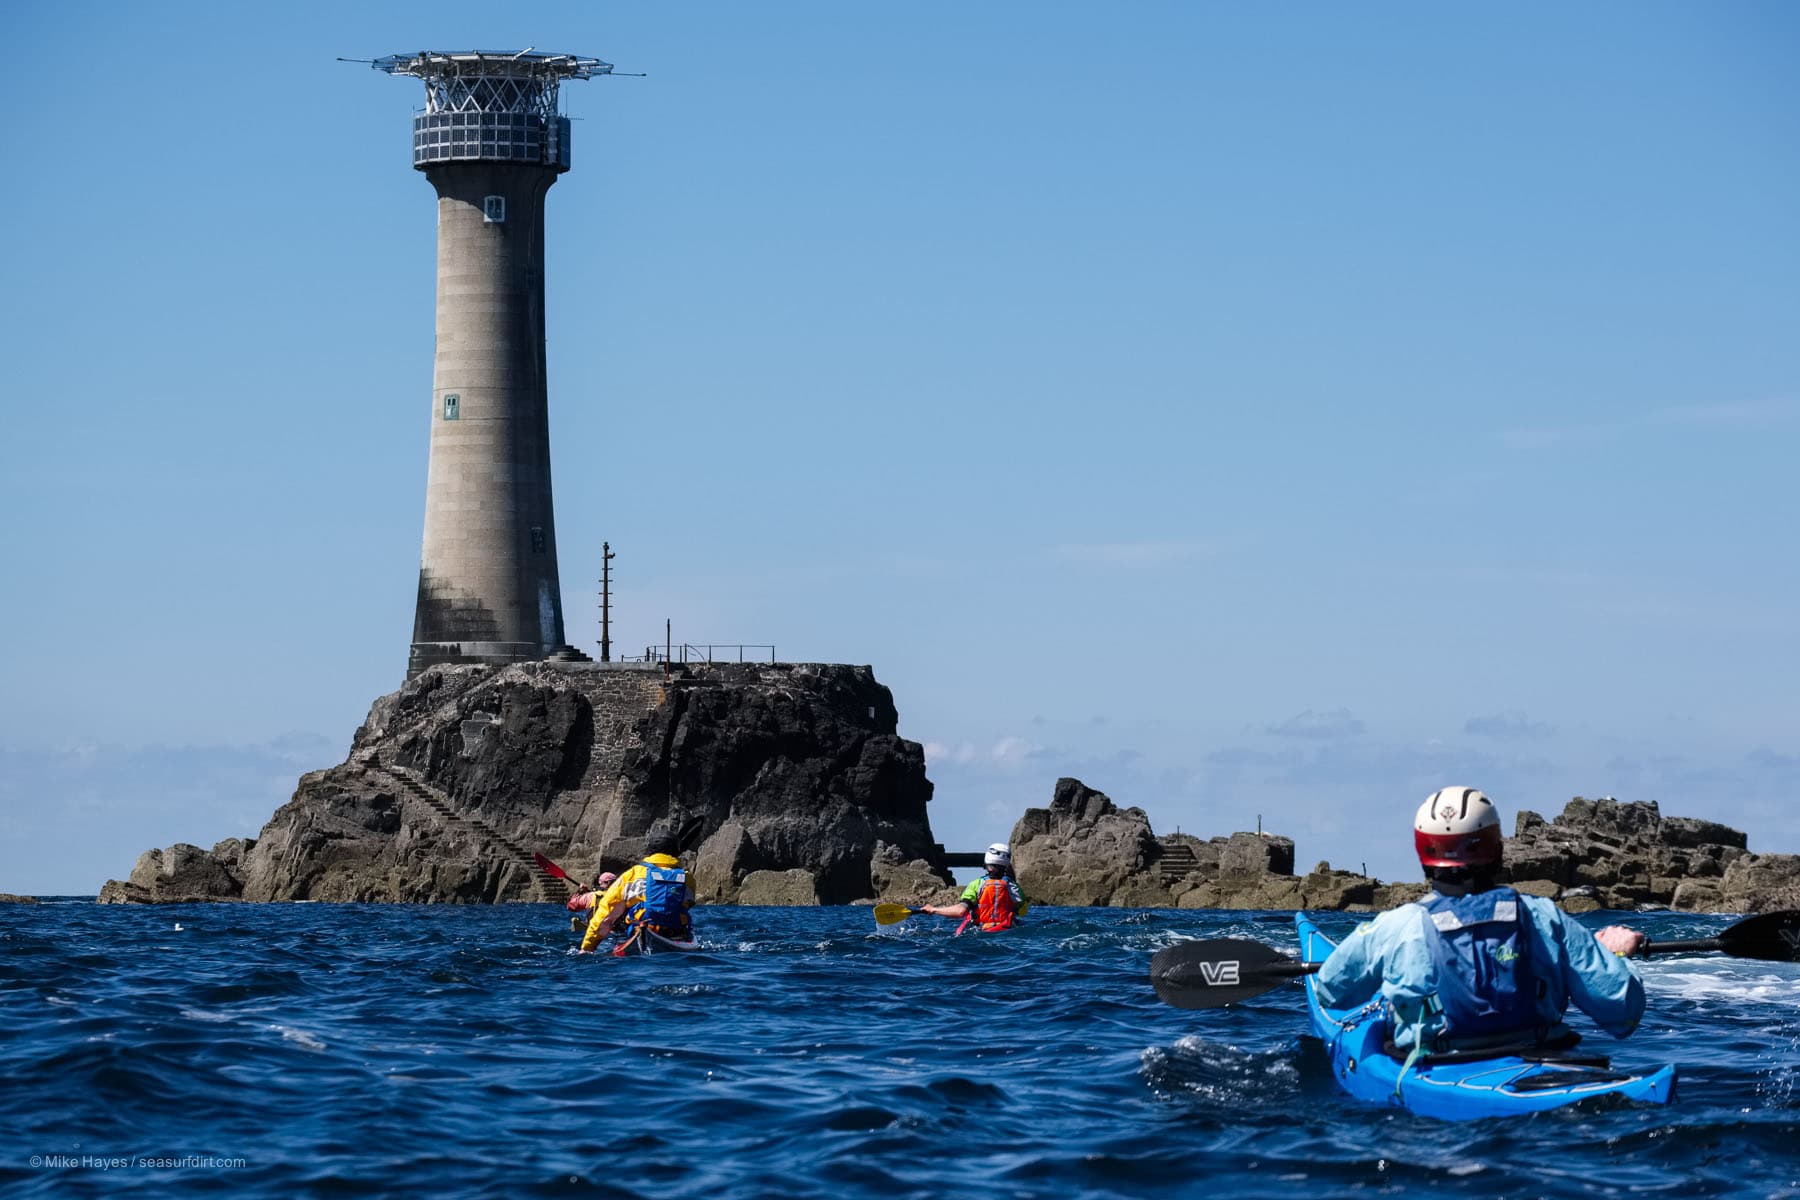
{"left": 2, "top": 904, "right": 1796, "bottom": 1198}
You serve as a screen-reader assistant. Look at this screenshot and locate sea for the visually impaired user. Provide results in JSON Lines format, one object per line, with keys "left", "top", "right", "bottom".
{"left": 2, "top": 903, "right": 1796, "bottom": 1198}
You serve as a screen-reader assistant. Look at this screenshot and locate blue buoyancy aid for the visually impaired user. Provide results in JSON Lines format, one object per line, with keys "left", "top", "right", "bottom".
{"left": 627, "top": 861, "right": 691, "bottom": 937}
{"left": 1417, "top": 886, "right": 1542, "bottom": 1045}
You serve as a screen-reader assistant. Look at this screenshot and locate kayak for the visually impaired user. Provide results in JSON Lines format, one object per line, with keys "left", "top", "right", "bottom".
{"left": 1296, "top": 913, "right": 1676, "bottom": 1119}
{"left": 612, "top": 926, "right": 701, "bottom": 957}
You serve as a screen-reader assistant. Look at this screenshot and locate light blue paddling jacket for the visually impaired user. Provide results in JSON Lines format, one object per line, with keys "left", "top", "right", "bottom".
{"left": 1313, "top": 891, "right": 1646, "bottom": 1049}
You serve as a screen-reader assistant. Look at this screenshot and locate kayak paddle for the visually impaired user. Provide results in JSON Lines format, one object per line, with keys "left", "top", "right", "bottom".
{"left": 539, "top": 816, "right": 706, "bottom": 891}
{"left": 874, "top": 900, "right": 1034, "bottom": 927}
{"left": 873, "top": 903, "right": 916, "bottom": 926}
{"left": 532, "top": 852, "right": 579, "bottom": 894}
{"left": 675, "top": 814, "right": 707, "bottom": 853}
{"left": 1151, "top": 909, "right": 1800, "bottom": 1011}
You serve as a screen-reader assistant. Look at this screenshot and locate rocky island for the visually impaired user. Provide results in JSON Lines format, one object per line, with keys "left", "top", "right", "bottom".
{"left": 1002, "top": 779, "right": 1800, "bottom": 915}
{"left": 97, "top": 661, "right": 1797, "bottom": 915}
{"left": 101, "top": 661, "right": 951, "bottom": 906}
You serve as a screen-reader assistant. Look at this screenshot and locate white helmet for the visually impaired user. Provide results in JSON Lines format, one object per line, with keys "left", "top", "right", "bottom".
{"left": 983, "top": 842, "right": 1012, "bottom": 868}
{"left": 1413, "top": 786, "right": 1503, "bottom": 867}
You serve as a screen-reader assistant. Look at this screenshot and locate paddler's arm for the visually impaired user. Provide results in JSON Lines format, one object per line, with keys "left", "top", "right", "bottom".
{"left": 1312, "top": 919, "right": 1386, "bottom": 1010}
{"left": 578, "top": 874, "right": 632, "bottom": 953}
{"left": 921, "top": 879, "right": 983, "bottom": 919}
{"left": 1553, "top": 911, "right": 1645, "bottom": 1038}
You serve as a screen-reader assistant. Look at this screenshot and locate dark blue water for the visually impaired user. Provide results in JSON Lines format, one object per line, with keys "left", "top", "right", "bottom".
{"left": 2, "top": 904, "right": 1796, "bottom": 1198}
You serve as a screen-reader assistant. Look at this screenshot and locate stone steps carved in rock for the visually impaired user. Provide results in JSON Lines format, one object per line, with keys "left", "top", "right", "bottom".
{"left": 370, "top": 764, "right": 564, "bottom": 902}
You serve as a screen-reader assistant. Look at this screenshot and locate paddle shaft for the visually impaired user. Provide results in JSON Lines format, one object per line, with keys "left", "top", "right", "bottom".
{"left": 543, "top": 816, "right": 703, "bottom": 898}
{"left": 532, "top": 852, "right": 579, "bottom": 895}
{"left": 1153, "top": 909, "right": 1800, "bottom": 1010}
{"left": 1639, "top": 936, "right": 1723, "bottom": 955}
{"left": 1270, "top": 938, "right": 1717, "bottom": 975}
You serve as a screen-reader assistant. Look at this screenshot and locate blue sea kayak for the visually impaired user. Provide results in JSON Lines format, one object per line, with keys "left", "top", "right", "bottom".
{"left": 1296, "top": 913, "right": 1676, "bottom": 1119}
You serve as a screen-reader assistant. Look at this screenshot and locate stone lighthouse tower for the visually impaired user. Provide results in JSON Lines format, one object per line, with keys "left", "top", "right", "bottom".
{"left": 373, "top": 50, "right": 608, "bottom": 678}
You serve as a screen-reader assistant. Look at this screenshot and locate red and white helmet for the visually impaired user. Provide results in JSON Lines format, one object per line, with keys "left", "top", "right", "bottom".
{"left": 1413, "top": 786, "right": 1503, "bottom": 867}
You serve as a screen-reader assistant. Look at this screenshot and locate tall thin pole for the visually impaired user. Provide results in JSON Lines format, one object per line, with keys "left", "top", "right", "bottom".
{"left": 598, "top": 542, "right": 615, "bottom": 663}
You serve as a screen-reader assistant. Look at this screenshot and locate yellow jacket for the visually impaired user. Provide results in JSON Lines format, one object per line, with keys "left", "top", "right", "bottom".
{"left": 580, "top": 854, "right": 688, "bottom": 952}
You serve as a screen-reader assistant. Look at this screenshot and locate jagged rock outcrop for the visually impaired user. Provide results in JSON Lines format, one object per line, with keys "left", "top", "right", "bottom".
{"left": 1011, "top": 778, "right": 1164, "bottom": 905}
{"left": 737, "top": 869, "right": 822, "bottom": 905}
{"left": 869, "top": 840, "right": 960, "bottom": 905}
{"left": 1, "top": 893, "right": 41, "bottom": 904}
{"left": 100, "top": 661, "right": 950, "bottom": 905}
{"left": 96, "top": 839, "right": 251, "bottom": 904}
{"left": 1000, "top": 778, "right": 1800, "bottom": 914}
{"left": 1504, "top": 797, "right": 1800, "bottom": 912}
{"left": 1010, "top": 777, "right": 1344, "bottom": 907}
{"left": 1171, "top": 861, "right": 1426, "bottom": 912}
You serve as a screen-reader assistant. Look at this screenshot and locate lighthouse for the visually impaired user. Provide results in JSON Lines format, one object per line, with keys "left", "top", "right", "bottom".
{"left": 371, "top": 50, "right": 607, "bottom": 678}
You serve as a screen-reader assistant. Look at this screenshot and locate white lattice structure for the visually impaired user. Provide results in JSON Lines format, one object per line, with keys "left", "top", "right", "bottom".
{"left": 373, "top": 50, "right": 614, "bottom": 170}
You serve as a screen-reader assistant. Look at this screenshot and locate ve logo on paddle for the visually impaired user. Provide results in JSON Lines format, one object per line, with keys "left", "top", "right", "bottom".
{"left": 1200, "top": 961, "right": 1240, "bottom": 986}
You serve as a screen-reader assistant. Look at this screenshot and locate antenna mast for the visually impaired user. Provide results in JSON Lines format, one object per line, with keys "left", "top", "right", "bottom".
{"left": 598, "top": 542, "right": 615, "bottom": 662}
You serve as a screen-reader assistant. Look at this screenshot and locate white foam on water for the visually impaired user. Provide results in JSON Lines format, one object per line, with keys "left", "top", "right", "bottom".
{"left": 652, "top": 984, "right": 716, "bottom": 997}
{"left": 269, "top": 1024, "right": 327, "bottom": 1051}
{"left": 180, "top": 1008, "right": 236, "bottom": 1023}
{"left": 46, "top": 996, "right": 77, "bottom": 1008}
{"left": 1645, "top": 967, "right": 1800, "bottom": 1006}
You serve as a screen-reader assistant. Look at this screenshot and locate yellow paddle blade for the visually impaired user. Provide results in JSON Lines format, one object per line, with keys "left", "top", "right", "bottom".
{"left": 1018, "top": 900, "right": 1032, "bottom": 918}
{"left": 873, "top": 903, "right": 914, "bottom": 926}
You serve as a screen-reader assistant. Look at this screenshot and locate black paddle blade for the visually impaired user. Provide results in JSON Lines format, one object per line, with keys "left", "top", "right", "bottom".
{"left": 1719, "top": 909, "right": 1800, "bottom": 962}
{"left": 1149, "top": 938, "right": 1317, "bottom": 1010}
{"left": 675, "top": 815, "right": 708, "bottom": 853}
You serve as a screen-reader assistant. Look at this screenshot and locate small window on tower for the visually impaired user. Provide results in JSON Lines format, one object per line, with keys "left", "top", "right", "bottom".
{"left": 443, "top": 393, "right": 460, "bottom": 421}
{"left": 483, "top": 196, "right": 506, "bottom": 224}
{"left": 530, "top": 526, "right": 546, "bottom": 553}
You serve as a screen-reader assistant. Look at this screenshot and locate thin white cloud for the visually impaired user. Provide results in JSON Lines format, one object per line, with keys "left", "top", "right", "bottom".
{"left": 1464, "top": 711, "right": 1556, "bottom": 741}
{"left": 1495, "top": 421, "right": 1621, "bottom": 450}
{"left": 1650, "top": 397, "right": 1799, "bottom": 429}
{"left": 1265, "top": 708, "right": 1366, "bottom": 740}
{"left": 1497, "top": 396, "right": 1796, "bottom": 450}
{"left": 1050, "top": 540, "right": 1224, "bottom": 567}
{"left": 923, "top": 736, "right": 1043, "bottom": 768}
{"left": 988, "top": 735, "right": 1042, "bottom": 765}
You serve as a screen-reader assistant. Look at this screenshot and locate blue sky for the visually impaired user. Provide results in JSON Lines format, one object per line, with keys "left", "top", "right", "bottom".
{"left": 2, "top": 3, "right": 1796, "bottom": 894}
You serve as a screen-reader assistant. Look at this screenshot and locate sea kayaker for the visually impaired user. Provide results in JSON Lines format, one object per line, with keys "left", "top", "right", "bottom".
{"left": 918, "top": 843, "right": 1026, "bottom": 933}
{"left": 577, "top": 830, "right": 694, "bottom": 954}
{"left": 1314, "top": 786, "right": 1647, "bottom": 1056}
{"left": 565, "top": 870, "right": 618, "bottom": 913}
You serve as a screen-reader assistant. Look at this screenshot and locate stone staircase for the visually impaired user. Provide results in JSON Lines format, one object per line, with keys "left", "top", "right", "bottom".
{"left": 368, "top": 762, "right": 567, "bottom": 901}
{"left": 1157, "top": 839, "right": 1201, "bottom": 887}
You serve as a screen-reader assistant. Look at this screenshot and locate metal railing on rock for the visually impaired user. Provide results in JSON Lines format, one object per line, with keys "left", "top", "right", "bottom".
{"left": 635, "top": 643, "right": 776, "bottom": 665}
